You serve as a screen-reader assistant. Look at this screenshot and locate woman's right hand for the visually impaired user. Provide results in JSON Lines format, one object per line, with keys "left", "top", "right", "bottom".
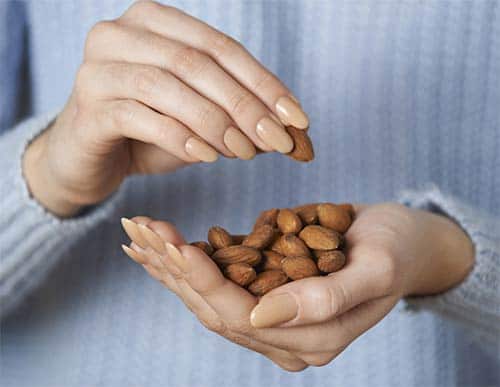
{"left": 23, "top": 0, "right": 309, "bottom": 217}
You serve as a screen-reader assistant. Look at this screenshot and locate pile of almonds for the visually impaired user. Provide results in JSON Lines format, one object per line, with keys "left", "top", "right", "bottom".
{"left": 190, "top": 203, "right": 354, "bottom": 296}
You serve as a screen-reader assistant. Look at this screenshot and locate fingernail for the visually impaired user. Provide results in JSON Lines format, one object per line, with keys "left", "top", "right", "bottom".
{"left": 256, "top": 117, "right": 294, "bottom": 154}
{"left": 223, "top": 127, "right": 256, "bottom": 160}
{"left": 250, "top": 293, "right": 298, "bottom": 328}
{"left": 121, "top": 218, "right": 148, "bottom": 249}
{"left": 137, "top": 224, "right": 166, "bottom": 254}
{"left": 165, "top": 242, "right": 189, "bottom": 272}
{"left": 121, "top": 244, "right": 147, "bottom": 264}
{"left": 185, "top": 138, "right": 218, "bottom": 163}
{"left": 276, "top": 96, "right": 309, "bottom": 129}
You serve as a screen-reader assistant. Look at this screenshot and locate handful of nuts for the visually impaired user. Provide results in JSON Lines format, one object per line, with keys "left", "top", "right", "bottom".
{"left": 190, "top": 203, "right": 354, "bottom": 296}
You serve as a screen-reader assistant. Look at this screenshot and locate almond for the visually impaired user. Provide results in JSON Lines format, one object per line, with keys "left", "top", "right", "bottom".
{"left": 242, "top": 224, "right": 277, "bottom": 249}
{"left": 208, "top": 226, "right": 233, "bottom": 249}
{"left": 337, "top": 203, "right": 355, "bottom": 219}
{"left": 248, "top": 270, "right": 288, "bottom": 296}
{"left": 224, "top": 263, "right": 257, "bottom": 287}
{"left": 293, "top": 203, "right": 319, "bottom": 225}
{"left": 277, "top": 208, "right": 303, "bottom": 234}
{"left": 272, "top": 234, "right": 311, "bottom": 257}
{"left": 190, "top": 241, "right": 214, "bottom": 256}
{"left": 317, "top": 203, "right": 352, "bottom": 233}
{"left": 282, "top": 256, "right": 319, "bottom": 280}
{"left": 260, "top": 250, "right": 285, "bottom": 271}
{"left": 253, "top": 208, "right": 279, "bottom": 229}
{"left": 212, "top": 245, "right": 261, "bottom": 266}
{"left": 286, "top": 126, "right": 315, "bottom": 162}
{"left": 231, "top": 234, "right": 247, "bottom": 244}
{"left": 299, "top": 225, "right": 341, "bottom": 250}
{"left": 315, "top": 250, "right": 346, "bottom": 273}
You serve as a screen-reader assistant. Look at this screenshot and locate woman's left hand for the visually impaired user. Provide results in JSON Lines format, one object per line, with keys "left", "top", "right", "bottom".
{"left": 120, "top": 203, "right": 474, "bottom": 371}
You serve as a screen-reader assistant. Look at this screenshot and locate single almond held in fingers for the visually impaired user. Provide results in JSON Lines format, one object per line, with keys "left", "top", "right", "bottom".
{"left": 273, "top": 234, "right": 311, "bottom": 257}
{"left": 242, "top": 224, "right": 277, "bottom": 249}
{"left": 208, "top": 226, "right": 233, "bottom": 249}
{"left": 212, "top": 245, "right": 261, "bottom": 267}
{"left": 261, "top": 250, "right": 285, "bottom": 271}
{"left": 224, "top": 263, "right": 257, "bottom": 287}
{"left": 282, "top": 256, "right": 319, "bottom": 280}
{"left": 317, "top": 203, "right": 352, "bottom": 233}
{"left": 190, "top": 241, "right": 214, "bottom": 256}
{"left": 315, "top": 250, "right": 346, "bottom": 273}
{"left": 277, "top": 208, "right": 303, "bottom": 234}
{"left": 253, "top": 208, "right": 279, "bottom": 229}
{"left": 248, "top": 270, "right": 288, "bottom": 296}
{"left": 286, "top": 126, "right": 315, "bottom": 162}
{"left": 299, "top": 225, "right": 342, "bottom": 250}
{"left": 337, "top": 203, "right": 355, "bottom": 219}
{"left": 293, "top": 203, "right": 320, "bottom": 225}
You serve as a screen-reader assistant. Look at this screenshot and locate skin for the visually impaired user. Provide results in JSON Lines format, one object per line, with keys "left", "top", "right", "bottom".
{"left": 122, "top": 203, "right": 474, "bottom": 371}
{"left": 23, "top": 0, "right": 306, "bottom": 217}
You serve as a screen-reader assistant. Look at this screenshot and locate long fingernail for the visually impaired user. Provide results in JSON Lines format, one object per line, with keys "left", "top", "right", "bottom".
{"left": 165, "top": 242, "right": 189, "bottom": 272}
{"left": 256, "top": 117, "right": 294, "bottom": 154}
{"left": 276, "top": 96, "right": 309, "bottom": 129}
{"left": 137, "top": 224, "right": 166, "bottom": 254}
{"left": 250, "top": 293, "right": 298, "bottom": 328}
{"left": 224, "top": 126, "right": 256, "bottom": 160}
{"left": 121, "top": 218, "right": 148, "bottom": 249}
{"left": 185, "top": 138, "right": 218, "bottom": 163}
{"left": 121, "top": 244, "right": 147, "bottom": 264}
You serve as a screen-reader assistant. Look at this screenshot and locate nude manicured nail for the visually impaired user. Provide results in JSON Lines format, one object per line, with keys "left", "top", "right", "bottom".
{"left": 185, "top": 138, "right": 218, "bottom": 163}
{"left": 250, "top": 293, "right": 298, "bottom": 328}
{"left": 165, "top": 242, "right": 189, "bottom": 272}
{"left": 121, "top": 244, "right": 147, "bottom": 264}
{"left": 256, "top": 117, "right": 294, "bottom": 154}
{"left": 223, "top": 127, "right": 256, "bottom": 160}
{"left": 138, "top": 224, "right": 166, "bottom": 254}
{"left": 276, "top": 96, "right": 309, "bottom": 129}
{"left": 121, "top": 218, "right": 148, "bottom": 249}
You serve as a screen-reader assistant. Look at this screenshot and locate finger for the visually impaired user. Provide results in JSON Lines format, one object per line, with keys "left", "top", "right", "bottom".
{"left": 86, "top": 25, "right": 289, "bottom": 154}
{"left": 250, "top": 245, "right": 393, "bottom": 328}
{"left": 120, "top": 2, "right": 309, "bottom": 129}
{"left": 127, "top": 141, "right": 189, "bottom": 175}
{"left": 294, "top": 347, "right": 346, "bottom": 367}
{"left": 80, "top": 62, "right": 235, "bottom": 157}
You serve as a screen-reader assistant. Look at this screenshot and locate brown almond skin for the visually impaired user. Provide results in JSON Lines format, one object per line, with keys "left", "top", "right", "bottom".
{"left": 231, "top": 234, "right": 247, "bottom": 244}
{"left": 190, "top": 241, "right": 214, "bottom": 256}
{"left": 299, "top": 225, "right": 342, "bottom": 250}
{"left": 337, "top": 203, "right": 355, "bottom": 219}
{"left": 277, "top": 209, "right": 303, "bottom": 234}
{"left": 286, "top": 126, "right": 315, "bottom": 162}
{"left": 293, "top": 203, "right": 320, "bottom": 225}
{"left": 224, "top": 263, "right": 257, "bottom": 287}
{"left": 317, "top": 203, "right": 352, "bottom": 233}
{"left": 282, "top": 256, "right": 319, "bottom": 280}
{"left": 272, "top": 234, "right": 311, "bottom": 257}
{"left": 248, "top": 270, "right": 288, "bottom": 296}
{"left": 315, "top": 250, "right": 346, "bottom": 273}
{"left": 212, "top": 245, "right": 262, "bottom": 266}
{"left": 208, "top": 226, "right": 233, "bottom": 250}
{"left": 261, "top": 250, "right": 285, "bottom": 271}
{"left": 253, "top": 208, "right": 279, "bottom": 230}
{"left": 242, "top": 224, "right": 277, "bottom": 249}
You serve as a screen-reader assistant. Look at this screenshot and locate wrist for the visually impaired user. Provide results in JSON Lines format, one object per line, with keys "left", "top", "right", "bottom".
{"left": 23, "top": 129, "right": 83, "bottom": 217}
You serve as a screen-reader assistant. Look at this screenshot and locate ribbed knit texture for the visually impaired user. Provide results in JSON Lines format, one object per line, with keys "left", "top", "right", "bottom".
{"left": 1, "top": 1, "right": 499, "bottom": 386}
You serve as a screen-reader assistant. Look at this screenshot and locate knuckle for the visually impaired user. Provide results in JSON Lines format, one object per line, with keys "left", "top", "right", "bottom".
{"left": 228, "top": 89, "right": 255, "bottom": 117}
{"left": 125, "top": 0, "right": 159, "bottom": 17}
{"left": 196, "top": 103, "right": 226, "bottom": 132}
{"left": 209, "top": 33, "right": 242, "bottom": 60}
{"left": 252, "top": 70, "right": 274, "bottom": 94}
{"left": 300, "top": 352, "right": 335, "bottom": 367}
{"left": 199, "top": 317, "right": 228, "bottom": 336}
{"left": 133, "top": 67, "right": 162, "bottom": 96}
{"left": 111, "top": 100, "right": 137, "bottom": 126}
{"left": 227, "top": 318, "right": 253, "bottom": 336}
{"left": 302, "top": 282, "right": 345, "bottom": 321}
{"left": 173, "top": 46, "right": 211, "bottom": 79}
{"left": 275, "top": 359, "right": 308, "bottom": 372}
{"left": 228, "top": 333, "right": 251, "bottom": 347}
{"left": 84, "top": 20, "right": 119, "bottom": 58}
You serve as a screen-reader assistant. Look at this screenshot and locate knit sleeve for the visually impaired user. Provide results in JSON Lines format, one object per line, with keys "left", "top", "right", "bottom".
{"left": 0, "top": 112, "right": 125, "bottom": 318}
{"left": 399, "top": 186, "right": 500, "bottom": 346}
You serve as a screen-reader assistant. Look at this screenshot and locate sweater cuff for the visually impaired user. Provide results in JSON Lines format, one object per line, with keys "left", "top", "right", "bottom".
{"left": 0, "top": 112, "right": 125, "bottom": 317}
{"left": 399, "top": 185, "right": 500, "bottom": 345}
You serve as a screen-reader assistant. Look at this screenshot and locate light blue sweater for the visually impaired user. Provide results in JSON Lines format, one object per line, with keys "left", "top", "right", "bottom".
{"left": 0, "top": 1, "right": 499, "bottom": 386}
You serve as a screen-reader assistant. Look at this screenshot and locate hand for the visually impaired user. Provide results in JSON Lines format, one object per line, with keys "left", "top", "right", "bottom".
{"left": 23, "top": 0, "right": 308, "bottom": 217}
{"left": 120, "top": 203, "right": 474, "bottom": 371}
